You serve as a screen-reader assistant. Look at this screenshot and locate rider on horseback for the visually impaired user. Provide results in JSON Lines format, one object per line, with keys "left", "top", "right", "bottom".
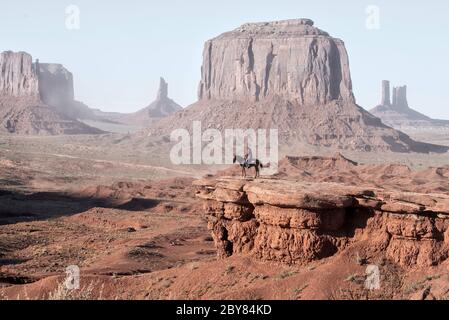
{"left": 244, "top": 147, "right": 253, "bottom": 168}
{"left": 233, "top": 147, "right": 262, "bottom": 179}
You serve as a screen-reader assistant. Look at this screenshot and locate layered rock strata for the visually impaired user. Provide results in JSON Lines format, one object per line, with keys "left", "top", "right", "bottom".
{"left": 198, "top": 19, "right": 354, "bottom": 105}
{"left": 194, "top": 177, "right": 449, "bottom": 267}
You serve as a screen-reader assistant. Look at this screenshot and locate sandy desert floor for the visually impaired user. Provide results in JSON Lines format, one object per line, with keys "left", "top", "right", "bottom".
{"left": 401, "top": 128, "right": 449, "bottom": 148}
{"left": 0, "top": 133, "right": 448, "bottom": 300}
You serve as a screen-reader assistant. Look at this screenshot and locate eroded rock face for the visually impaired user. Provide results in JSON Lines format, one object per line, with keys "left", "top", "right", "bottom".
{"left": 381, "top": 80, "right": 391, "bottom": 106}
{"left": 370, "top": 80, "right": 449, "bottom": 130}
{"left": 118, "top": 77, "right": 182, "bottom": 126}
{"left": 198, "top": 19, "right": 354, "bottom": 105}
{"left": 0, "top": 51, "right": 39, "bottom": 97}
{"left": 0, "top": 51, "right": 102, "bottom": 135}
{"left": 146, "top": 77, "right": 182, "bottom": 118}
{"left": 194, "top": 177, "right": 449, "bottom": 267}
{"left": 37, "top": 62, "right": 75, "bottom": 109}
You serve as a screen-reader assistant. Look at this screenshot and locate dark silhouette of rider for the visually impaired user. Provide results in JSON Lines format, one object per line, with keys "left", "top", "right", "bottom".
{"left": 244, "top": 147, "right": 253, "bottom": 168}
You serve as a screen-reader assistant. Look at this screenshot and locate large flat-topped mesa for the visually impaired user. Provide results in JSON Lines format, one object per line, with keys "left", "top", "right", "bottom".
{"left": 198, "top": 18, "right": 354, "bottom": 104}
{"left": 225, "top": 19, "right": 329, "bottom": 37}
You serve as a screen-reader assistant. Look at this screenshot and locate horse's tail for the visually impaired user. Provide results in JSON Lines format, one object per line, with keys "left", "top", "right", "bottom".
{"left": 258, "top": 159, "right": 263, "bottom": 168}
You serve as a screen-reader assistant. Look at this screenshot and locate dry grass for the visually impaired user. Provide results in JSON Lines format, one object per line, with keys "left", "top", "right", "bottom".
{"left": 224, "top": 265, "right": 235, "bottom": 275}
{"left": 277, "top": 269, "right": 297, "bottom": 279}
{"left": 47, "top": 279, "right": 103, "bottom": 300}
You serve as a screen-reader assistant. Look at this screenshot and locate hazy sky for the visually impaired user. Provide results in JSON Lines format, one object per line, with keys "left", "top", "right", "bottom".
{"left": 1, "top": 0, "right": 448, "bottom": 119}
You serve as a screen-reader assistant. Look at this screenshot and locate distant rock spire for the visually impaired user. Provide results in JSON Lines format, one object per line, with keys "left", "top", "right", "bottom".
{"left": 157, "top": 77, "right": 168, "bottom": 100}
{"left": 34, "top": 59, "right": 40, "bottom": 76}
{"left": 381, "top": 80, "right": 391, "bottom": 106}
{"left": 392, "top": 85, "right": 408, "bottom": 109}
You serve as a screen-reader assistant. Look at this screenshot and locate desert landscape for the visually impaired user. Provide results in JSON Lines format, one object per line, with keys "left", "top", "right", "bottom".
{"left": 1, "top": 7, "right": 449, "bottom": 302}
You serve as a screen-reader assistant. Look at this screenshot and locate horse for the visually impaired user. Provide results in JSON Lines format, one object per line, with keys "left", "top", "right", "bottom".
{"left": 233, "top": 155, "right": 263, "bottom": 178}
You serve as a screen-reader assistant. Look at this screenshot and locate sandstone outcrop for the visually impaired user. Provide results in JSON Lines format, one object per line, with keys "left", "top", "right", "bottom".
{"left": 370, "top": 80, "right": 449, "bottom": 131}
{"left": 194, "top": 177, "right": 449, "bottom": 267}
{"left": 150, "top": 19, "right": 446, "bottom": 153}
{"left": 0, "top": 51, "right": 102, "bottom": 135}
{"left": 0, "top": 51, "right": 39, "bottom": 97}
{"left": 392, "top": 85, "right": 408, "bottom": 109}
{"left": 381, "top": 80, "right": 391, "bottom": 106}
{"left": 198, "top": 19, "right": 354, "bottom": 105}
{"left": 37, "top": 62, "right": 75, "bottom": 106}
{"left": 35, "top": 61, "right": 105, "bottom": 121}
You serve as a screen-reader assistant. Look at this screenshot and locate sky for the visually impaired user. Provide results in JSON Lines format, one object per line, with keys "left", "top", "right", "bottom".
{"left": 1, "top": 0, "right": 448, "bottom": 119}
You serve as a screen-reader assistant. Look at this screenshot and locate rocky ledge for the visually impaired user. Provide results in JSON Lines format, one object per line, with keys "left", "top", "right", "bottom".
{"left": 194, "top": 177, "right": 449, "bottom": 267}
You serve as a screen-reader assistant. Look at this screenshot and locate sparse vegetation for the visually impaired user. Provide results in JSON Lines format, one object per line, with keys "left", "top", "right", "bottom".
{"left": 403, "top": 274, "right": 441, "bottom": 295}
{"left": 47, "top": 280, "right": 97, "bottom": 300}
{"left": 224, "top": 265, "right": 235, "bottom": 275}
{"left": 355, "top": 252, "right": 368, "bottom": 266}
{"left": 188, "top": 262, "right": 199, "bottom": 270}
{"left": 329, "top": 287, "right": 370, "bottom": 300}
{"left": 424, "top": 274, "right": 441, "bottom": 282}
{"left": 345, "top": 273, "right": 365, "bottom": 285}
{"left": 277, "top": 269, "right": 297, "bottom": 279}
{"left": 292, "top": 284, "right": 309, "bottom": 299}
{"left": 0, "top": 290, "right": 8, "bottom": 300}
{"left": 160, "top": 279, "right": 173, "bottom": 289}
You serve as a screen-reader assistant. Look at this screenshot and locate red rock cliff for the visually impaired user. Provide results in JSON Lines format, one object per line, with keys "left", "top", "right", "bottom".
{"left": 194, "top": 177, "right": 449, "bottom": 268}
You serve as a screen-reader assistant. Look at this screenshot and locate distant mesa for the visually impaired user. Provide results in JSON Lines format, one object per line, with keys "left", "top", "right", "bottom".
{"left": 0, "top": 50, "right": 184, "bottom": 135}
{"left": 149, "top": 18, "right": 447, "bottom": 154}
{"left": 197, "top": 18, "right": 352, "bottom": 104}
{"left": 116, "top": 77, "right": 182, "bottom": 127}
{"left": 35, "top": 60, "right": 121, "bottom": 124}
{"left": 0, "top": 51, "right": 103, "bottom": 135}
{"left": 370, "top": 80, "right": 449, "bottom": 130}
